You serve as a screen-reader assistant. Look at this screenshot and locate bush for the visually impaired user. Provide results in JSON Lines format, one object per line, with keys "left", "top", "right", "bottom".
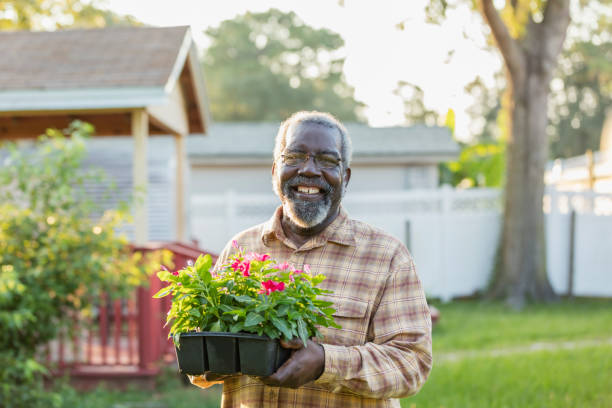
{"left": 0, "top": 122, "right": 169, "bottom": 408}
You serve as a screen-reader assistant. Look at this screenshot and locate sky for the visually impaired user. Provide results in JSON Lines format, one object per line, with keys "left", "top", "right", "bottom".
{"left": 103, "top": 0, "right": 503, "bottom": 141}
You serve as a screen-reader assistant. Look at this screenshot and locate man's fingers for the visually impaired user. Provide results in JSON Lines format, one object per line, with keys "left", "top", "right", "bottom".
{"left": 260, "top": 353, "right": 297, "bottom": 386}
{"left": 280, "top": 337, "right": 304, "bottom": 349}
{"left": 203, "top": 372, "right": 227, "bottom": 382}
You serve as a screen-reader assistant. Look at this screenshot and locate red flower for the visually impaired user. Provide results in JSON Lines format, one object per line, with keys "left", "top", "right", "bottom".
{"left": 260, "top": 280, "right": 285, "bottom": 295}
{"left": 239, "top": 261, "right": 250, "bottom": 277}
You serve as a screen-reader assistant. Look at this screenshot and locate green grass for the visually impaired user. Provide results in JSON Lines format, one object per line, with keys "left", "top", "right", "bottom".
{"left": 70, "top": 299, "right": 612, "bottom": 407}
{"left": 430, "top": 298, "right": 612, "bottom": 353}
{"left": 61, "top": 373, "right": 222, "bottom": 408}
{"left": 402, "top": 345, "right": 612, "bottom": 408}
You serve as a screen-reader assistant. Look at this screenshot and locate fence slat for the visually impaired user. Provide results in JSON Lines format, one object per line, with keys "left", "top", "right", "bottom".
{"left": 99, "top": 293, "right": 108, "bottom": 365}
{"left": 114, "top": 299, "right": 122, "bottom": 364}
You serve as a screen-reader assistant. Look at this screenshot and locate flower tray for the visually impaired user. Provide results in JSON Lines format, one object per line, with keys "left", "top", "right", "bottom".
{"left": 176, "top": 332, "right": 291, "bottom": 377}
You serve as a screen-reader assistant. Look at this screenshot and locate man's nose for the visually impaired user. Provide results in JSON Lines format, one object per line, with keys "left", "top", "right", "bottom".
{"left": 297, "top": 155, "right": 321, "bottom": 177}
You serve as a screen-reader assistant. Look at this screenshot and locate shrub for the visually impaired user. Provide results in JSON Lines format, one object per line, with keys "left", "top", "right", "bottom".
{"left": 0, "top": 122, "right": 169, "bottom": 408}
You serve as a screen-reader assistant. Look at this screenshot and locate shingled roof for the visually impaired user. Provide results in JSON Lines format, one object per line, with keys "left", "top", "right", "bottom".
{"left": 0, "top": 26, "right": 189, "bottom": 89}
{"left": 0, "top": 26, "right": 210, "bottom": 135}
{"left": 187, "top": 122, "right": 459, "bottom": 165}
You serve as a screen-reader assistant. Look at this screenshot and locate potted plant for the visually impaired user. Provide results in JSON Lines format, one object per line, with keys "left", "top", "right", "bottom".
{"left": 154, "top": 241, "right": 340, "bottom": 377}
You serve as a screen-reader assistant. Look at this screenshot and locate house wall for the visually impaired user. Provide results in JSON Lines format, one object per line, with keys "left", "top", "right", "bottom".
{"left": 189, "top": 163, "right": 439, "bottom": 196}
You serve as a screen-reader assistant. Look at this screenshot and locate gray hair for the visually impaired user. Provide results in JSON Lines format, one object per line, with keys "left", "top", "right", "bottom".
{"left": 273, "top": 111, "right": 352, "bottom": 167}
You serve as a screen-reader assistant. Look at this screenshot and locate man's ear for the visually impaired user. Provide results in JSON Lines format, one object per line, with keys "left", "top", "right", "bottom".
{"left": 344, "top": 167, "right": 351, "bottom": 188}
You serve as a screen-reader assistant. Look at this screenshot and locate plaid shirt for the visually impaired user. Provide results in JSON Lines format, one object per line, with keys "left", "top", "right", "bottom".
{"left": 191, "top": 206, "right": 432, "bottom": 407}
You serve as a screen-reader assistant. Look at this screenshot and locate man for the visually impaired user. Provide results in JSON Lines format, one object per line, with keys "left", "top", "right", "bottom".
{"left": 191, "top": 111, "right": 432, "bottom": 407}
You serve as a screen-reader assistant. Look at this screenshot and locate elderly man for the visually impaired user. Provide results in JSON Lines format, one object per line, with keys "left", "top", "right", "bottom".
{"left": 191, "top": 111, "right": 432, "bottom": 407}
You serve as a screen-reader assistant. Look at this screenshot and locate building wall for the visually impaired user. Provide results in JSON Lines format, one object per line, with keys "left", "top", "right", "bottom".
{"left": 189, "top": 163, "right": 440, "bottom": 196}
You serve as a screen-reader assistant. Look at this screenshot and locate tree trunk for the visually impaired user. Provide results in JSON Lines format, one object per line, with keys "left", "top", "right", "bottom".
{"left": 489, "top": 62, "right": 557, "bottom": 306}
{"left": 481, "top": 0, "right": 572, "bottom": 305}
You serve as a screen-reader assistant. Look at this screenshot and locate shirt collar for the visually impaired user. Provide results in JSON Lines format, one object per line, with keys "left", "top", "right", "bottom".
{"left": 262, "top": 205, "right": 356, "bottom": 249}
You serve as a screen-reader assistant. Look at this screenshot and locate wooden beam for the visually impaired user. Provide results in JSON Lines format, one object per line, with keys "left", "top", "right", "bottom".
{"left": 0, "top": 113, "right": 168, "bottom": 139}
{"left": 146, "top": 83, "right": 189, "bottom": 137}
{"left": 132, "top": 110, "right": 149, "bottom": 245}
{"left": 174, "top": 132, "right": 187, "bottom": 242}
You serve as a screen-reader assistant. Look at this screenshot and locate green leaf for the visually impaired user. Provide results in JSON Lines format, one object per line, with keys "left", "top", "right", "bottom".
{"left": 277, "top": 304, "right": 289, "bottom": 316}
{"left": 157, "top": 271, "right": 176, "bottom": 282}
{"left": 263, "top": 325, "right": 279, "bottom": 339}
{"left": 230, "top": 322, "right": 245, "bottom": 333}
{"left": 270, "top": 315, "right": 292, "bottom": 340}
{"left": 244, "top": 312, "right": 265, "bottom": 327}
{"left": 231, "top": 294, "right": 256, "bottom": 304}
{"left": 297, "top": 318, "right": 308, "bottom": 347}
{"left": 195, "top": 254, "right": 213, "bottom": 282}
{"left": 152, "top": 285, "right": 172, "bottom": 298}
{"left": 210, "top": 321, "right": 221, "bottom": 332}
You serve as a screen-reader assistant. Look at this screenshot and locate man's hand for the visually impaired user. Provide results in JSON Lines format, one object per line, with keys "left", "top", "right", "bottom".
{"left": 189, "top": 372, "right": 230, "bottom": 389}
{"left": 259, "top": 338, "right": 325, "bottom": 388}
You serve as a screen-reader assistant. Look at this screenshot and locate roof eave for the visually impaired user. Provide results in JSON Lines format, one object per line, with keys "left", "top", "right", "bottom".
{"left": 0, "top": 87, "right": 166, "bottom": 113}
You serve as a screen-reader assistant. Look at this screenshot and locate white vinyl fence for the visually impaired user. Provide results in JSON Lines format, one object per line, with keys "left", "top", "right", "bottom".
{"left": 191, "top": 187, "right": 612, "bottom": 300}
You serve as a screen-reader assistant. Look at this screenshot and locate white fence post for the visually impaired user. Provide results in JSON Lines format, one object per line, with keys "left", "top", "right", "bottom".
{"left": 440, "top": 185, "right": 452, "bottom": 302}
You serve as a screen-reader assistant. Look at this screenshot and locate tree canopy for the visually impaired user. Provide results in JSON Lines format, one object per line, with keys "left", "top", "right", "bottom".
{"left": 203, "top": 9, "right": 364, "bottom": 122}
{"left": 0, "top": 0, "right": 140, "bottom": 30}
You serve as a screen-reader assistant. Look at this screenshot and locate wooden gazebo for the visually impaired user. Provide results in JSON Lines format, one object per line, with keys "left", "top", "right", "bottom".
{"left": 0, "top": 26, "right": 210, "bottom": 244}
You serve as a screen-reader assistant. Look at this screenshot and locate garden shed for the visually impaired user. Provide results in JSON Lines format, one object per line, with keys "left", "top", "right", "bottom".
{"left": 0, "top": 25, "right": 211, "bottom": 244}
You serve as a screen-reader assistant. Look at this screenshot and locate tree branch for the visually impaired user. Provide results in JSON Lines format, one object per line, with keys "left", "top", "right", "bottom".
{"left": 479, "top": 0, "right": 525, "bottom": 83}
{"left": 541, "top": 0, "right": 571, "bottom": 73}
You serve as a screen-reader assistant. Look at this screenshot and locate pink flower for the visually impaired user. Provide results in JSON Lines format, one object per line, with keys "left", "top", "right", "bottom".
{"left": 260, "top": 280, "right": 285, "bottom": 295}
{"left": 231, "top": 259, "right": 250, "bottom": 277}
{"left": 275, "top": 262, "right": 290, "bottom": 271}
{"left": 245, "top": 252, "right": 270, "bottom": 262}
{"left": 232, "top": 240, "right": 240, "bottom": 249}
{"left": 172, "top": 270, "right": 179, "bottom": 276}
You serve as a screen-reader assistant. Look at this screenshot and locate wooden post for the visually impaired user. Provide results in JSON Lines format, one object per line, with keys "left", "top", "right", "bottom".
{"left": 132, "top": 110, "right": 149, "bottom": 245}
{"left": 174, "top": 132, "right": 186, "bottom": 242}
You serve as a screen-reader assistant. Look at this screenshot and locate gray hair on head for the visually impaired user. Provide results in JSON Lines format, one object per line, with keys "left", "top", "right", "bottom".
{"left": 273, "top": 111, "right": 353, "bottom": 167}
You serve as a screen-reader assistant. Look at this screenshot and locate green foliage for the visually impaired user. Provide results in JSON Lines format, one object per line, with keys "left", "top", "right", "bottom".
{"left": 203, "top": 8, "right": 364, "bottom": 122}
{"left": 0, "top": 122, "right": 167, "bottom": 408}
{"left": 549, "top": 9, "right": 612, "bottom": 158}
{"left": 0, "top": 0, "right": 141, "bottom": 30}
{"left": 440, "top": 141, "right": 506, "bottom": 188}
{"left": 156, "top": 250, "right": 340, "bottom": 347}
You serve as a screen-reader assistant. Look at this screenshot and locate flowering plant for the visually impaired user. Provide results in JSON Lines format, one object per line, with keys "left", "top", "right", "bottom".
{"left": 154, "top": 242, "right": 340, "bottom": 347}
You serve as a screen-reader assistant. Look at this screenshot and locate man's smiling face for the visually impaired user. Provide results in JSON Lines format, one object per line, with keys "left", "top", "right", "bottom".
{"left": 273, "top": 122, "right": 350, "bottom": 229}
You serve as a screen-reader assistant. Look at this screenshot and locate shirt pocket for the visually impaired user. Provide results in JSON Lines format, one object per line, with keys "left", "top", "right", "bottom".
{"left": 320, "top": 296, "right": 369, "bottom": 346}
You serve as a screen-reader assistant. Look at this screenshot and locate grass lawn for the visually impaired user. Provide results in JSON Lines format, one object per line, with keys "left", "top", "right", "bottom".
{"left": 402, "top": 345, "right": 612, "bottom": 408}
{"left": 73, "top": 299, "right": 612, "bottom": 407}
{"left": 430, "top": 298, "right": 612, "bottom": 353}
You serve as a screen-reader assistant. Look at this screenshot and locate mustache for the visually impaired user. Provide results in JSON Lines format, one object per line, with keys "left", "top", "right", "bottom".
{"left": 285, "top": 175, "right": 332, "bottom": 194}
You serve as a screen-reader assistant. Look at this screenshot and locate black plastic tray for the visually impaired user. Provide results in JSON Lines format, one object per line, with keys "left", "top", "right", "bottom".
{"left": 175, "top": 332, "right": 291, "bottom": 377}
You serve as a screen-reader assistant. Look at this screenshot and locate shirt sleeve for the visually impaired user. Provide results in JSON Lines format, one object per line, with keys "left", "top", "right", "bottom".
{"left": 314, "top": 254, "right": 433, "bottom": 399}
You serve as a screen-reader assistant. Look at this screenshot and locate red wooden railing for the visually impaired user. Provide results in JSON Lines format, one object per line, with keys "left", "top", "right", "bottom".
{"left": 43, "top": 242, "right": 217, "bottom": 389}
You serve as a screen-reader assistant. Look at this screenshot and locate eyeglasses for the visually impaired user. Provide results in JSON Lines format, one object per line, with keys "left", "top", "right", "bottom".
{"left": 280, "top": 152, "right": 341, "bottom": 169}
